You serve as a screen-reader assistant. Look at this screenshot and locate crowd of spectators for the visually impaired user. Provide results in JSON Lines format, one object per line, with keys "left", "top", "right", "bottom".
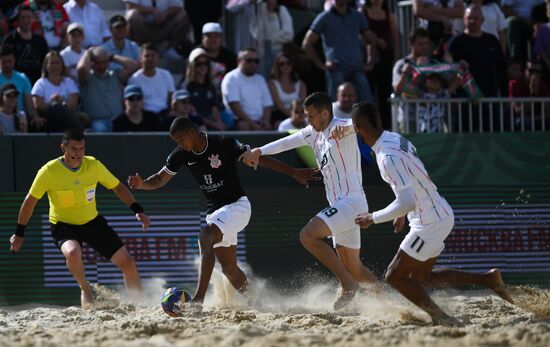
{"left": 0, "top": 0, "right": 549, "bottom": 135}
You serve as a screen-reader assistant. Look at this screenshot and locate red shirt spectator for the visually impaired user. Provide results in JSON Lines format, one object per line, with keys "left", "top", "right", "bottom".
{"left": 509, "top": 60, "right": 550, "bottom": 97}
{"left": 24, "top": 0, "right": 69, "bottom": 49}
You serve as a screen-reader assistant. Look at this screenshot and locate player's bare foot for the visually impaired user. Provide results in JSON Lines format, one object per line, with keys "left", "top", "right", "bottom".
{"left": 80, "top": 287, "right": 94, "bottom": 310}
{"left": 334, "top": 284, "right": 359, "bottom": 310}
{"left": 431, "top": 313, "right": 464, "bottom": 327}
{"left": 487, "top": 268, "right": 514, "bottom": 304}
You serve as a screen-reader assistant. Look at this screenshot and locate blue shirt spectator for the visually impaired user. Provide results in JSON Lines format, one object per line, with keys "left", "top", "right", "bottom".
{"left": 102, "top": 15, "right": 140, "bottom": 71}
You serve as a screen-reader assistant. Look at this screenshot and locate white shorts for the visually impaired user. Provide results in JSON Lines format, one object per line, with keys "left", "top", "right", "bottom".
{"left": 316, "top": 193, "right": 368, "bottom": 249}
{"left": 206, "top": 196, "right": 251, "bottom": 248}
{"left": 400, "top": 214, "right": 455, "bottom": 262}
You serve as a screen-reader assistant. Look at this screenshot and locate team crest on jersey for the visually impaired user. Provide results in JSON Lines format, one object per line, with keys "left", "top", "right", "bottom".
{"left": 320, "top": 154, "right": 328, "bottom": 169}
{"left": 208, "top": 154, "right": 222, "bottom": 169}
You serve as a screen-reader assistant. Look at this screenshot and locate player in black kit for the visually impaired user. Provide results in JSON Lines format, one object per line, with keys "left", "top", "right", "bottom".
{"left": 128, "top": 117, "right": 318, "bottom": 306}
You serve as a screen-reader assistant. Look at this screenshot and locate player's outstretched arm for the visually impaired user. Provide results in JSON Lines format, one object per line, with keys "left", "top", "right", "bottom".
{"left": 111, "top": 182, "right": 150, "bottom": 231}
{"left": 257, "top": 156, "right": 321, "bottom": 188}
{"left": 10, "top": 194, "right": 39, "bottom": 252}
{"left": 128, "top": 169, "right": 173, "bottom": 191}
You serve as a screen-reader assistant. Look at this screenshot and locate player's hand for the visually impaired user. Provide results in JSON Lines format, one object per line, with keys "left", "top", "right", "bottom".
{"left": 330, "top": 125, "right": 354, "bottom": 140}
{"left": 241, "top": 148, "right": 262, "bottom": 170}
{"left": 355, "top": 213, "right": 374, "bottom": 229}
{"left": 136, "top": 212, "right": 150, "bottom": 231}
{"left": 128, "top": 173, "right": 143, "bottom": 190}
{"left": 393, "top": 216, "right": 405, "bottom": 233}
{"left": 9, "top": 234, "right": 24, "bottom": 253}
{"left": 292, "top": 168, "right": 321, "bottom": 188}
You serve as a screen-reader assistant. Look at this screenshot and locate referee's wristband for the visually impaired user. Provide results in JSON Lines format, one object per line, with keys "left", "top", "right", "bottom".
{"left": 130, "top": 202, "right": 144, "bottom": 214}
{"left": 15, "top": 223, "right": 26, "bottom": 237}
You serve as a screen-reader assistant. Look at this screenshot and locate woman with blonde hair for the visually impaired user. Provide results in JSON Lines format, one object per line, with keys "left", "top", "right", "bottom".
{"left": 31, "top": 51, "right": 86, "bottom": 131}
{"left": 182, "top": 48, "right": 226, "bottom": 131}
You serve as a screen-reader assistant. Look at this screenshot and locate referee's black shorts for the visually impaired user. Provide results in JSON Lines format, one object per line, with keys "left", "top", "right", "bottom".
{"left": 51, "top": 215, "right": 124, "bottom": 260}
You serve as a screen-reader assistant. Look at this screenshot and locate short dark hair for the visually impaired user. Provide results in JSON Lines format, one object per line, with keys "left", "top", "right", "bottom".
{"left": 238, "top": 47, "right": 257, "bottom": 60}
{"left": 140, "top": 42, "right": 158, "bottom": 54}
{"left": 62, "top": 129, "right": 85, "bottom": 145}
{"left": 409, "top": 27, "right": 429, "bottom": 43}
{"left": 0, "top": 45, "right": 15, "bottom": 58}
{"left": 303, "top": 92, "right": 332, "bottom": 113}
{"left": 169, "top": 116, "right": 196, "bottom": 135}
{"left": 351, "top": 102, "right": 382, "bottom": 130}
{"left": 16, "top": 5, "right": 33, "bottom": 18}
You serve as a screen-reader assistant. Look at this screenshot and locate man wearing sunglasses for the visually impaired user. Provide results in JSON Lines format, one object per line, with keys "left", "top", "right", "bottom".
{"left": 112, "top": 84, "right": 160, "bottom": 132}
{"left": 221, "top": 47, "right": 274, "bottom": 130}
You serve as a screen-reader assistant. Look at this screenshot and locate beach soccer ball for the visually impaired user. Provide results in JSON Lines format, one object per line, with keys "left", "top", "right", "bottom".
{"left": 161, "top": 287, "right": 191, "bottom": 317}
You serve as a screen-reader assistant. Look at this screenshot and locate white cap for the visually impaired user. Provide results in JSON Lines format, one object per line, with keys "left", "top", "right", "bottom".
{"left": 188, "top": 47, "right": 208, "bottom": 63}
{"left": 202, "top": 22, "right": 222, "bottom": 34}
{"left": 67, "top": 22, "right": 84, "bottom": 34}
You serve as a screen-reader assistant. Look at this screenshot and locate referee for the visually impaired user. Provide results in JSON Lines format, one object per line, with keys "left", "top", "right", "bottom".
{"left": 9, "top": 129, "right": 150, "bottom": 309}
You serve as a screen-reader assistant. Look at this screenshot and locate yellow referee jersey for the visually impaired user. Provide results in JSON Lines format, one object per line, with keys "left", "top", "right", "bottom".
{"left": 29, "top": 156, "right": 120, "bottom": 225}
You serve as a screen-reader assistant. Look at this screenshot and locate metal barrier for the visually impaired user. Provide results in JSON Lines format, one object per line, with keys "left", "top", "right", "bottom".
{"left": 396, "top": 0, "right": 415, "bottom": 57}
{"left": 390, "top": 96, "right": 550, "bottom": 133}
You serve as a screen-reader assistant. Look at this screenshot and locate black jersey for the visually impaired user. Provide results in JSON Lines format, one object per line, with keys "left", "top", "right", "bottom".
{"left": 164, "top": 133, "right": 249, "bottom": 214}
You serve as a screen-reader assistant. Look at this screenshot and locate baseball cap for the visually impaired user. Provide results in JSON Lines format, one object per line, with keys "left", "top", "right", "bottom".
{"left": 124, "top": 85, "right": 143, "bottom": 99}
{"left": 0, "top": 83, "right": 20, "bottom": 96}
{"left": 67, "top": 22, "right": 84, "bottom": 34}
{"left": 172, "top": 89, "right": 191, "bottom": 102}
{"left": 188, "top": 47, "right": 208, "bottom": 63}
{"left": 109, "top": 14, "right": 127, "bottom": 28}
{"left": 202, "top": 22, "right": 222, "bottom": 35}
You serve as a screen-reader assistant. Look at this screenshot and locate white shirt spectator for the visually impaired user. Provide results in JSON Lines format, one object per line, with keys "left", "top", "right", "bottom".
{"left": 128, "top": 68, "right": 175, "bottom": 113}
{"left": 36, "top": 8, "right": 60, "bottom": 48}
{"left": 31, "top": 77, "right": 79, "bottom": 103}
{"left": 64, "top": 0, "right": 111, "bottom": 47}
{"left": 416, "top": 0, "right": 464, "bottom": 36}
{"left": 123, "top": 0, "right": 182, "bottom": 23}
{"left": 222, "top": 69, "right": 273, "bottom": 122}
{"left": 60, "top": 46, "right": 84, "bottom": 80}
{"left": 278, "top": 118, "right": 300, "bottom": 131}
{"left": 481, "top": 3, "right": 507, "bottom": 40}
{"left": 249, "top": 3, "right": 294, "bottom": 52}
{"left": 332, "top": 101, "right": 351, "bottom": 119}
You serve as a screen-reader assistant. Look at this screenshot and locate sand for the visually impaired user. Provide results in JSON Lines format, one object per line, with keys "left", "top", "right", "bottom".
{"left": 1, "top": 270, "right": 549, "bottom": 347}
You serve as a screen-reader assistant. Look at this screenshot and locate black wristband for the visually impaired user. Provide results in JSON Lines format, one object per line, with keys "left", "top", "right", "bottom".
{"left": 15, "top": 223, "right": 26, "bottom": 237}
{"left": 130, "top": 202, "right": 144, "bottom": 214}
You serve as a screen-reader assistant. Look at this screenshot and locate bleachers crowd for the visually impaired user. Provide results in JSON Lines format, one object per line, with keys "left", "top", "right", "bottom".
{"left": 0, "top": 0, "right": 548, "bottom": 135}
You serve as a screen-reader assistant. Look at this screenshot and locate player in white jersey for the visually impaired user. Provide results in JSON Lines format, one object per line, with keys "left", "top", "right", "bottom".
{"left": 349, "top": 102, "right": 514, "bottom": 326}
{"left": 242, "top": 92, "right": 379, "bottom": 310}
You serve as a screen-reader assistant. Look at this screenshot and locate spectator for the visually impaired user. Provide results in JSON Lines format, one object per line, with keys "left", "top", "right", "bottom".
{"left": 77, "top": 46, "right": 140, "bottom": 132}
{"left": 249, "top": 0, "right": 294, "bottom": 57}
{"left": 509, "top": 59, "right": 549, "bottom": 97}
{"left": 24, "top": 0, "right": 69, "bottom": 49}
{"left": 448, "top": 5, "right": 507, "bottom": 97}
{"left": 221, "top": 47, "right": 273, "bottom": 130}
{"left": 507, "top": 57, "right": 524, "bottom": 82}
{"left": 268, "top": 52, "right": 307, "bottom": 125}
{"left": 200, "top": 22, "right": 237, "bottom": 89}
{"left": 413, "top": 0, "right": 465, "bottom": 53}
{"left": 502, "top": 0, "right": 544, "bottom": 61}
{"left": 60, "top": 22, "right": 85, "bottom": 79}
{"left": 31, "top": 51, "right": 85, "bottom": 131}
{"left": 63, "top": 0, "right": 110, "bottom": 48}
{"left": 182, "top": 47, "right": 226, "bottom": 131}
{"left": 469, "top": 0, "right": 507, "bottom": 53}
{"left": 161, "top": 89, "right": 206, "bottom": 131}
{"left": 302, "top": 0, "right": 374, "bottom": 102}
{"left": 0, "top": 44, "right": 39, "bottom": 129}
{"left": 362, "top": 0, "right": 399, "bottom": 129}
{"left": 112, "top": 84, "right": 160, "bottom": 132}
{"left": 102, "top": 15, "right": 140, "bottom": 71}
{"left": 332, "top": 82, "right": 357, "bottom": 118}
{"left": 534, "top": 3, "right": 550, "bottom": 84}
{"left": 128, "top": 43, "right": 175, "bottom": 117}
{"left": 0, "top": 83, "right": 28, "bottom": 134}
{"left": 2, "top": 5, "right": 49, "bottom": 84}
{"left": 278, "top": 99, "right": 307, "bottom": 131}
{"left": 124, "top": 0, "right": 193, "bottom": 58}
{"left": 414, "top": 72, "right": 460, "bottom": 133}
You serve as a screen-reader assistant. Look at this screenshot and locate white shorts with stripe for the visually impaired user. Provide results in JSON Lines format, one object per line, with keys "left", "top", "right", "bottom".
{"left": 206, "top": 196, "right": 251, "bottom": 248}
{"left": 316, "top": 192, "right": 368, "bottom": 249}
{"left": 399, "top": 212, "right": 455, "bottom": 262}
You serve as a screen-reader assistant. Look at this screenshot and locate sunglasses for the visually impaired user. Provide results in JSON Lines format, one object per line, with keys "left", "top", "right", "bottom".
{"left": 245, "top": 58, "right": 260, "bottom": 64}
{"left": 278, "top": 60, "right": 291, "bottom": 67}
{"left": 177, "top": 99, "right": 191, "bottom": 104}
{"left": 4, "top": 93, "right": 18, "bottom": 98}
{"left": 127, "top": 96, "right": 142, "bottom": 101}
{"left": 195, "top": 61, "right": 210, "bottom": 67}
